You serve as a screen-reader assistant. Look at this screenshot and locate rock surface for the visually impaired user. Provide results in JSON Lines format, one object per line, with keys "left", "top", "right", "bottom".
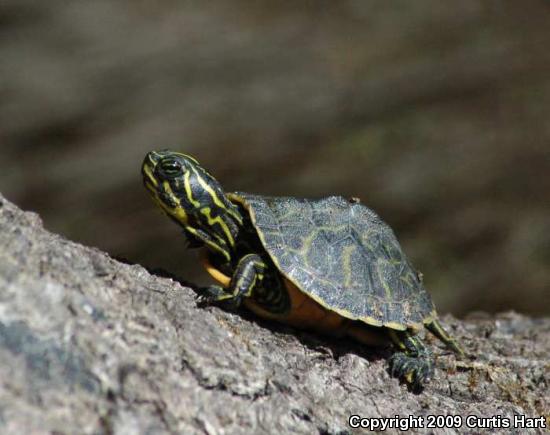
{"left": 0, "top": 192, "right": 548, "bottom": 434}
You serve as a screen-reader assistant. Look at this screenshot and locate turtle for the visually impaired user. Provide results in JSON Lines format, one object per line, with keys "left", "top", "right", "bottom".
{"left": 142, "top": 150, "right": 464, "bottom": 390}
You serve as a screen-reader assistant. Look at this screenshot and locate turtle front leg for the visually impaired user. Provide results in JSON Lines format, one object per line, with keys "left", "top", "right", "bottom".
{"left": 388, "top": 330, "right": 434, "bottom": 392}
{"left": 197, "top": 254, "right": 266, "bottom": 310}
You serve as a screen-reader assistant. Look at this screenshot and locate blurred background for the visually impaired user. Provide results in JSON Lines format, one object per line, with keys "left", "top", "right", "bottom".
{"left": 1, "top": 1, "right": 549, "bottom": 317}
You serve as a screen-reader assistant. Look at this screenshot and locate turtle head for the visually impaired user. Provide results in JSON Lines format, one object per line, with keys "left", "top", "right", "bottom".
{"left": 142, "top": 150, "right": 243, "bottom": 261}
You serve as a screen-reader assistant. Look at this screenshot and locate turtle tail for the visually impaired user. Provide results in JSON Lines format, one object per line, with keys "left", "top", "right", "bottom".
{"left": 425, "top": 318, "right": 465, "bottom": 356}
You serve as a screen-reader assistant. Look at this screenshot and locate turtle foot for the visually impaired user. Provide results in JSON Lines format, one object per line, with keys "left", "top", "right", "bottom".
{"left": 196, "top": 285, "right": 242, "bottom": 310}
{"left": 389, "top": 351, "right": 434, "bottom": 392}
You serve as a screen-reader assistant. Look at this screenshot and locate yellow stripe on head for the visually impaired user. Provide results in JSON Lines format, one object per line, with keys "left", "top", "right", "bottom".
{"left": 142, "top": 160, "right": 159, "bottom": 188}
{"left": 200, "top": 207, "right": 235, "bottom": 247}
{"left": 194, "top": 168, "right": 243, "bottom": 225}
{"left": 167, "top": 151, "right": 200, "bottom": 166}
{"left": 184, "top": 171, "right": 201, "bottom": 208}
{"left": 162, "top": 181, "right": 189, "bottom": 225}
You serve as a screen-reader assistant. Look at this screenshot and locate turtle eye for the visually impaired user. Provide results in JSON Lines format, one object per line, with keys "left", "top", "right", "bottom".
{"left": 159, "top": 158, "right": 183, "bottom": 178}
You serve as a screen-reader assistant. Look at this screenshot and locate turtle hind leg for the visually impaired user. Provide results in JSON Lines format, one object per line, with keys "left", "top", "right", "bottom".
{"left": 388, "top": 330, "right": 434, "bottom": 392}
{"left": 425, "top": 318, "right": 465, "bottom": 357}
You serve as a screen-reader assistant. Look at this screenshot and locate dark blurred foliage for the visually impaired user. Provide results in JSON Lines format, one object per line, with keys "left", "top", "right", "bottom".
{"left": 1, "top": 1, "right": 549, "bottom": 316}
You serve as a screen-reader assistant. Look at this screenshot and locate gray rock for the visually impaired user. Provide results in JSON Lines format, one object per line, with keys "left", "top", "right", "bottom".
{"left": 0, "top": 193, "right": 548, "bottom": 434}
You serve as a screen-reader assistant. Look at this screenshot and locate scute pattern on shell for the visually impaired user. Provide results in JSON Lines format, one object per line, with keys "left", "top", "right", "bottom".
{"left": 233, "top": 193, "right": 436, "bottom": 329}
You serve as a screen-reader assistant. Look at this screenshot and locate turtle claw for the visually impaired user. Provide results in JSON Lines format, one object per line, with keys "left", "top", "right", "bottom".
{"left": 196, "top": 285, "right": 221, "bottom": 304}
{"left": 389, "top": 352, "right": 434, "bottom": 392}
{"left": 195, "top": 294, "right": 213, "bottom": 307}
{"left": 196, "top": 286, "right": 242, "bottom": 310}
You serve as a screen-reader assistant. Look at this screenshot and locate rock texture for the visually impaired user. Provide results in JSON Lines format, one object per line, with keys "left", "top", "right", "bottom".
{"left": 0, "top": 193, "right": 548, "bottom": 434}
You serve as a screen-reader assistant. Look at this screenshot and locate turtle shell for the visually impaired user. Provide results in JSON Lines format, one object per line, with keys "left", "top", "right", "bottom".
{"left": 229, "top": 193, "right": 437, "bottom": 331}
